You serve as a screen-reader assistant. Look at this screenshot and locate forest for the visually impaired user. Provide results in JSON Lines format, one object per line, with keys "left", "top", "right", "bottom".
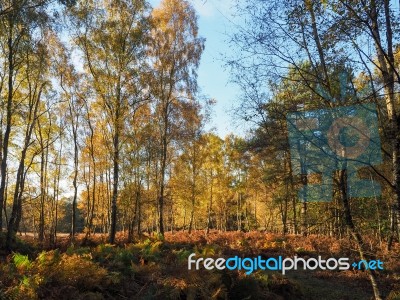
{"left": 0, "top": 0, "right": 398, "bottom": 299}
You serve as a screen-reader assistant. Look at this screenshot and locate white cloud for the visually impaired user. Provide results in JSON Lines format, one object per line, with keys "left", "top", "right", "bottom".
{"left": 189, "top": 0, "right": 236, "bottom": 19}
{"left": 190, "top": 0, "right": 215, "bottom": 17}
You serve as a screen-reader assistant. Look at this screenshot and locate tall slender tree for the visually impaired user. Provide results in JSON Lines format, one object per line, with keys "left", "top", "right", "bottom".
{"left": 148, "top": 0, "right": 204, "bottom": 235}
{"left": 71, "top": 0, "right": 150, "bottom": 243}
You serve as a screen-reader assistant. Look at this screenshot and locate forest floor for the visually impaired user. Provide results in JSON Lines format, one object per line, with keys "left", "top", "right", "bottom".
{"left": 0, "top": 231, "right": 399, "bottom": 299}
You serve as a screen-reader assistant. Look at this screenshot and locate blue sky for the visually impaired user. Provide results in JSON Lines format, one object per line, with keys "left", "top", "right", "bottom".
{"left": 149, "top": 0, "right": 244, "bottom": 137}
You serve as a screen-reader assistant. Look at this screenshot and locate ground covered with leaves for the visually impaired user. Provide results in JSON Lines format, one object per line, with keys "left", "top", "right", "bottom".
{"left": 0, "top": 231, "right": 398, "bottom": 299}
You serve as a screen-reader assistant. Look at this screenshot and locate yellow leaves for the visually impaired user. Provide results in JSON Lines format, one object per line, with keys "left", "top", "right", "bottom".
{"left": 304, "top": 0, "right": 329, "bottom": 9}
{"left": 8, "top": 249, "right": 110, "bottom": 299}
{"left": 304, "top": 0, "right": 313, "bottom": 11}
{"left": 54, "top": 251, "right": 108, "bottom": 283}
{"left": 36, "top": 250, "right": 60, "bottom": 267}
{"left": 201, "top": 244, "right": 216, "bottom": 256}
{"left": 149, "top": 0, "right": 203, "bottom": 72}
{"left": 12, "top": 253, "right": 32, "bottom": 273}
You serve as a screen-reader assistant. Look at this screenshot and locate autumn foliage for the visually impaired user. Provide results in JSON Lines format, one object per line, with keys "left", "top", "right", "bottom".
{"left": 0, "top": 231, "right": 397, "bottom": 299}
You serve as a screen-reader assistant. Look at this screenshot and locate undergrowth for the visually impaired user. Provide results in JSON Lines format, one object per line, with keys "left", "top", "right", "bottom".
{"left": 0, "top": 231, "right": 397, "bottom": 299}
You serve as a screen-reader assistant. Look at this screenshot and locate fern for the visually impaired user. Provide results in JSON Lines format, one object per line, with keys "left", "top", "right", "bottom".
{"left": 13, "top": 253, "right": 32, "bottom": 271}
{"left": 387, "top": 290, "right": 400, "bottom": 300}
{"left": 173, "top": 249, "right": 191, "bottom": 262}
{"left": 201, "top": 244, "right": 216, "bottom": 256}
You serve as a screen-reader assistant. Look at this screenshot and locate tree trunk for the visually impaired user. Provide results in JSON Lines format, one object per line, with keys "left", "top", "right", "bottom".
{"left": 37, "top": 117, "right": 50, "bottom": 244}
{"left": 109, "top": 126, "right": 119, "bottom": 243}
{"left": 7, "top": 86, "right": 42, "bottom": 247}
{"left": 70, "top": 103, "right": 79, "bottom": 244}
{"left": 0, "top": 20, "right": 15, "bottom": 232}
{"left": 206, "top": 170, "right": 213, "bottom": 234}
{"left": 109, "top": 85, "right": 121, "bottom": 243}
{"left": 367, "top": 0, "right": 400, "bottom": 251}
{"left": 338, "top": 169, "right": 382, "bottom": 300}
{"left": 188, "top": 181, "right": 196, "bottom": 234}
{"left": 158, "top": 106, "right": 169, "bottom": 236}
